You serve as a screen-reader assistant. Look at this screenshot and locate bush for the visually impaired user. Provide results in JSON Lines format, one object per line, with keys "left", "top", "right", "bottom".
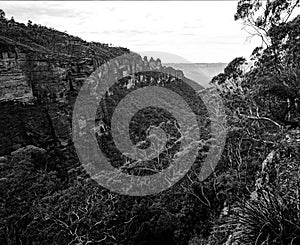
{"left": 227, "top": 190, "right": 300, "bottom": 245}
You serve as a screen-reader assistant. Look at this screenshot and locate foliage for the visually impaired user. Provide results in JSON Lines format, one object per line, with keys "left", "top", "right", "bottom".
{"left": 205, "top": 1, "right": 300, "bottom": 244}
{"left": 1, "top": 2, "right": 300, "bottom": 244}
{"left": 228, "top": 189, "right": 300, "bottom": 244}
{"left": 0, "top": 146, "right": 62, "bottom": 244}
{"left": 0, "top": 12, "right": 129, "bottom": 61}
{"left": 0, "top": 9, "right": 5, "bottom": 20}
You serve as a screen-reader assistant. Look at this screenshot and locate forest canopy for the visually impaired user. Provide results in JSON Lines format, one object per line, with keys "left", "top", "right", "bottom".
{"left": 0, "top": 1, "right": 300, "bottom": 244}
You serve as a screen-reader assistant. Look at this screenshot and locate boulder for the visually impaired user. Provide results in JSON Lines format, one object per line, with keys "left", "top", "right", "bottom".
{"left": 11, "top": 145, "right": 46, "bottom": 162}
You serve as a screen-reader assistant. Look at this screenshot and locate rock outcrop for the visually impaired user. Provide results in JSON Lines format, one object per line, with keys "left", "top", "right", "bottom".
{"left": 0, "top": 18, "right": 203, "bottom": 157}
{"left": 11, "top": 144, "right": 46, "bottom": 162}
{"left": 0, "top": 40, "right": 32, "bottom": 101}
{"left": 0, "top": 36, "right": 126, "bottom": 102}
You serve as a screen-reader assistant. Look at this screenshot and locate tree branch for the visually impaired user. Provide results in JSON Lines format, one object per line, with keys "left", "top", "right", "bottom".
{"left": 239, "top": 114, "right": 283, "bottom": 128}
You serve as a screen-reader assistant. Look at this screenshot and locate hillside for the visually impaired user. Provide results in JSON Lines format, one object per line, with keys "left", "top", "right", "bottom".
{"left": 0, "top": 14, "right": 203, "bottom": 154}
{"left": 1, "top": 3, "right": 300, "bottom": 245}
{"left": 0, "top": 16, "right": 130, "bottom": 101}
{"left": 0, "top": 11, "right": 211, "bottom": 245}
{"left": 0, "top": 17, "right": 203, "bottom": 102}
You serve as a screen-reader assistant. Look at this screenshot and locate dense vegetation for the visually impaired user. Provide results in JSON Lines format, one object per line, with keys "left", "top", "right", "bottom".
{"left": 0, "top": 9, "right": 128, "bottom": 61}
{"left": 0, "top": 1, "right": 300, "bottom": 244}
{"left": 207, "top": 1, "right": 300, "bottom": 244}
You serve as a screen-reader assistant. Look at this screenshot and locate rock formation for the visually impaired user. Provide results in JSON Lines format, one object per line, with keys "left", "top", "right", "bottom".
{"left": 0, "top": 17, "right": 202, "bottom": 158}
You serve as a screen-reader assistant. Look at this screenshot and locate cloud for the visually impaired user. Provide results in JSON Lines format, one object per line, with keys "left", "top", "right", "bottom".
{"left": 0, "top": 1, "right": 261, "bottom": 63}
{"left": 2, "top": 2, "right": 84, "bottom": 20}
{"left": 106, "top": 7, "right": 116, "bottom": 12}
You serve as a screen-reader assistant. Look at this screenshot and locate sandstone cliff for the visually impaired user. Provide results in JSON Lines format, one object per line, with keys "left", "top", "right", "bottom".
{"left": 0, "top": 17, "right": 202, "bottom": 157}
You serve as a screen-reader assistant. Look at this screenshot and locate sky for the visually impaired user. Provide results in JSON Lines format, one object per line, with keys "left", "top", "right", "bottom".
{"left": 1, "top": 1, "right": 262, "bottom": 63}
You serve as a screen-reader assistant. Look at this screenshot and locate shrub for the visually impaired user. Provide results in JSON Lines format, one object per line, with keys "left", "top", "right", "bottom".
{"left": 228, "top": 190, "right": 300, "bottom": 245}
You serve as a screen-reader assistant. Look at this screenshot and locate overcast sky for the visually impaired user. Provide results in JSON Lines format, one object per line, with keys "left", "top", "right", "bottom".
{"left": 1, "top": 1, "right": 262, "bottom": 63}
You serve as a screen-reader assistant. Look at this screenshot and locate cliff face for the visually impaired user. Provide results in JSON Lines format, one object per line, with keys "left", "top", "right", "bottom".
{"left": 0, "top": 19, "right": 203, "bottom": 156}
{"left": 0, "top": 52, "right": 201, "bottom": 156}
{"left": 0, "top": 38, "right": 200, "bottom": 103}
{"left": 0, "top": 18, "right": 128, "bottom": 155}
{"left": 0, "top": 41, "right": 32, "bottom": 101}
{"left": 0, "top": 16, "right": 130, "bottom": 102}
{"left": 0, "top": 37, "right": 127, "bottom": 102}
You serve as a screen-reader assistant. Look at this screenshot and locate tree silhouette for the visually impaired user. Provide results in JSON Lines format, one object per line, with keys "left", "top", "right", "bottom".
{"left": 0, "top": 9, "right": 6, "bottom": 20}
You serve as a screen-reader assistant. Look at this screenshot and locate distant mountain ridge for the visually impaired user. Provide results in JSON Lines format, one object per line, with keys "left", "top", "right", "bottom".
{"left": 164, "top": 63, "right": 227, "bottom": 87}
